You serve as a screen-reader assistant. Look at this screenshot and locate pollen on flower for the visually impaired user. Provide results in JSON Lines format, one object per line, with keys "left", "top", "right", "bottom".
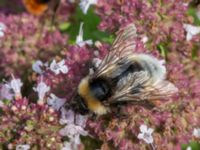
{"left": 50, "top": 137, "right": 56, "bottom": 142}
{"left": 21, "top": 105, "right": 27, "bottom": 110}
{"left": 49, "top": 116, "right": 55, "bottom": 122}
{"left": 11, "top": 105, "right": 17, "bottom": 111}
{"left": 48, "top": 107, "right": 55, "bottom": 113}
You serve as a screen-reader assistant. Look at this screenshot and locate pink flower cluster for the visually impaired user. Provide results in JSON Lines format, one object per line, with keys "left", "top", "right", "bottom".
{"left": 0, "top": 0, "right": 200, "bottom": 149}
{"left": 0, "top": 98, "right": 63, "bottom": 149}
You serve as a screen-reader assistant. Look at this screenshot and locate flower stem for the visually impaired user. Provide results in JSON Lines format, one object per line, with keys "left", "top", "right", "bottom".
{"left": 150, "top": 143, "right": 156, "bottom": 150}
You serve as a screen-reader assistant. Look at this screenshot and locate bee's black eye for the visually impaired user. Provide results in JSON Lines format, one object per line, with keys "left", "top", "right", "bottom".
{"left": 89, "top": 78, "right": 111, "bottom": 101}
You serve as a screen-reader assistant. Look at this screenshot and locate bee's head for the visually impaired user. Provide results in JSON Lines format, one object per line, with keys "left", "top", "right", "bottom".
{"left": 69, "top": 94, "right": 89, "bottom": 115}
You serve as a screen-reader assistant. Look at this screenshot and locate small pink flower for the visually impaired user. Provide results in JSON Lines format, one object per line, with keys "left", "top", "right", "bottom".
{"left": 193, "top": 128, "right": 200, "bottom": 138}
{"left": 59, "top": 124, "right": 88, "bottom": 137}
{"left": 61, "top": 141, "right": 71, "bottom": 150}
{"left": 183, "top": 24, "right": 200, "bottom": 41}
{"left": 16, "top": 144, "right": 30, "bottom": 150}
{"left": 59, "top": 123, "right": 88, "bottom": 149}
{"left": 0, "top": 22, "right": 6, "bottom": 37}
{"left": 0, "top": 83, "right": 14, "bottom": 101}
{"left": 79, "top": 0, "right": 98, "bottom": 14}
{"left": 6, "top": 76, "right": 23, "bottom": 100}
{"left": 76, "top": 22, "right": 93, "bottom": 47}
{"left": 50, "top": 59, "right": 69, "bottom": 75}
{"left": 138, "top": 124, "right": 154, "bottom": 144}
{"left": 59, "top": 108, "right": 75, "bottom": 125}
{"left": 47, "top": 93, "right": 66, "bottom": 110}
{"left": 186, "top": 146, "right": 192, "bottom": 150}
{"left": 59, "top": 108, "right": 88, "bottom": 127}
{"left": 33, "top": 81, "right": 50, "bottom": 103}
{"left": 32, "top": 60, "right": 44, "bottom": 74}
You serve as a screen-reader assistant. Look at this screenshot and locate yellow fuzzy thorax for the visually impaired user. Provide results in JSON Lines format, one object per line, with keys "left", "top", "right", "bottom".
{"left": 78, "top": 76, "right": 108, "bottom": 115}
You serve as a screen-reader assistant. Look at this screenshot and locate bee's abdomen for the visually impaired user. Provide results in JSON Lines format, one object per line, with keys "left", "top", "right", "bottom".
{"left": 130, "top": 54, "right": 166, "bottom": 81}
{"left": 116, "top": 61, "right": 143, "bottom": 80}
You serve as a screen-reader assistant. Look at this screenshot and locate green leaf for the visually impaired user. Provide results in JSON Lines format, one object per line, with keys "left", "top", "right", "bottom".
{"left": 187, "top": 7, "right": 200, "bottom": 26}
{"left": 60, "top": 7, "right": 113, "bottom": 44}
{"left": 2, "top": 99, "right": 11, "bottom": 105}
{"left": 81, "top": 135, "right": 102, "bottom": 150}
{"left": 59, "top": 22, "right": 71, "bottom": 31}
{"left": 182, "top": 141, "right": 200, "bottom": 150}
{"left": 157, "top": 43, "right": 168, "bottom": 59}
{"left": 25, "top": 120, "right": 35, "bottom": 131}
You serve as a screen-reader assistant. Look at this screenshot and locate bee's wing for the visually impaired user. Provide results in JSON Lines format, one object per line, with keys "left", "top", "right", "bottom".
{"left": 93, "top": 24, "right": 137, "bottom": 78}
{"left": 106, "top": 71, "right": 178, "bottom": 105}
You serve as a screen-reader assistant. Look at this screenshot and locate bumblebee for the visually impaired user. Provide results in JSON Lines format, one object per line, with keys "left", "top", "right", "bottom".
{"left": 22, "top": 0, "right": 60, "bottom": 16}
{"left": 71, "top": 24, "right": 178, "bottom": 115}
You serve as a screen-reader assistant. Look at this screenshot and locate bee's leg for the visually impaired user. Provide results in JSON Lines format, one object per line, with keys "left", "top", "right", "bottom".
{"left": 91, "top": 113, "right": 97, "bottom": 119}
{"left": 140, "top": 100, "right": 156, "bottom": 109}
{"left": 152, "top": 107, "right": 162, "bottom": 113}
{"left": 111, "top": 104, "right": 130, "bottom": 120}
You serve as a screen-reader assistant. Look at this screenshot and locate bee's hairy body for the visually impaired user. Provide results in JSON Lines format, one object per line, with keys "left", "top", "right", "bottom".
{"left": 78, "top": 54, "right": 166, "bottom": 115}
{"left": 72, "top": 24, "right": 178, "bottom": 115}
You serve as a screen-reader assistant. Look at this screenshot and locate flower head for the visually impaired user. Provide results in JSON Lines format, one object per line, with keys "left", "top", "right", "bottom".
{"left": 61, "top": 141, "right": 72, "bottom": 150}
{"left": 0, "top": 98, "right": 63, "bottom": 148}
{"left": 193, "top": 128, "right": 200, "bottom": 138}
{"left": 137, "top": 124, "right": 154, "bottom": 144}
{"left": 16, "top": 144, "right": 30, "bottom": 150}
{"left": 6, "top": 76, "right": 23, "bottom": 100}
{"left": 79, "top": 0, "right": 98, "bottom": 14}
{"left": 0, "top": 22, "right": 6, "bottom": 37}
{"left": 0, "top": 83, "right": 14, "bottom": 101}
{"left": 186, "top": 146, "right": 192, "bottom": 150}
{"left": 183, "top": 24, "right": 200, "bottom": 41}
{"left": 76, "top": 22, "right": 93, "bottom": 47}
{"left": 32, "top": 60, "right": 44, "bottom": 74}
{"left": 59, "top": 108, "right": 88, "bottom": 149}
{"left": 47, "top": 93, "right": 66, "bottom": 110}
{"left": 59, "top": 123, "right": 88, "bottom": 138}
{"left": 50, "top": 59, "right": 69, "bottom": 75}
{"left": 59, "top": 123, "right": 88, "bottom": 149}
{"left": 92, "top": 57, "right": 102, "bottom": 68}
{"left": 33, "top": 81, "right": 50, "bottom": 104}
{"left": 59, "top": 108, "right": 75, "bottom": 125}
{"left": 59, "top": 108, "right": 88, "bottom": 127}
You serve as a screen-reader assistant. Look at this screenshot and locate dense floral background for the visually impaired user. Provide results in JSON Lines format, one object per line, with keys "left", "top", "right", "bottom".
{"left": 0, "top": 0, "right": 200, "bottom": 150}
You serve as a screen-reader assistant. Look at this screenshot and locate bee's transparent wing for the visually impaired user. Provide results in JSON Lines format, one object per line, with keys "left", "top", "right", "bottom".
{"left": 93, "top": 24, "right": 137, "bottom": 78}
{"left": 106, "top": 71, "right": 178, "bottom": 105}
